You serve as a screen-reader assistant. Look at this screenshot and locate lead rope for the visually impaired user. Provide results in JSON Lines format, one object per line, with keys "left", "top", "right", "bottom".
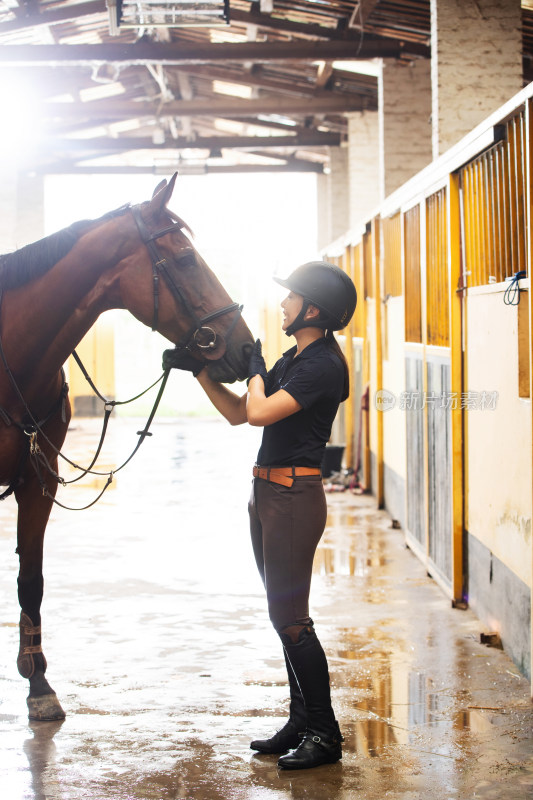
{"left": 42, "top": 351, "right": 167, "bottom": 486}
{"left": 26, "top": 369, "right": 171, "bottom": 511}
{"left": 0, "top": 287, "right": 173, "bottom": 508}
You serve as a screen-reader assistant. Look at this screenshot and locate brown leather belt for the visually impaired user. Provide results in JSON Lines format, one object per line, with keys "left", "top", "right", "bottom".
{"left": 252, "top": 465, "right": 322, "bottom": 488}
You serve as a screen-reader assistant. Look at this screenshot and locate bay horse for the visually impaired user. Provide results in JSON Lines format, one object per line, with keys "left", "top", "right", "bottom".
{"left": 0, "top": 173, "right": 253, "bottom": 721}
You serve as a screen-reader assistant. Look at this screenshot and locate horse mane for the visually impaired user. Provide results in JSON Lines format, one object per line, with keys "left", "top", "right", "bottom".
{"left": 0, "top": 203, "right": 131, "bottom": 291}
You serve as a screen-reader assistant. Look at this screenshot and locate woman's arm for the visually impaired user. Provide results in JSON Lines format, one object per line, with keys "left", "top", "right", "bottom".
{"left": 195, "top": 332, "right": 301, "bottom": 427}
{"left": 246, "top": 375, "right": 302, "bottom": 427}
{"left": 196, "top": 370, "right": 248, "bottom": 425}
{"left": 196, "top": 371, "right": 301, "bottom": 427}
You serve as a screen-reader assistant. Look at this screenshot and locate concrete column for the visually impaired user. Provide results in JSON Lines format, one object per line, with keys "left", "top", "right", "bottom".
{"left": 329, "top": 144, "right": 350, "bottom": 241}
{"left": 431, "top": 0, "right": 522, "bottom": 158}
{"left": 347, "top": 111, "right": 380, "bottom": 229}
{"left": 379, "top": 59, "right": 432, "bottom": 198}
{"left": 317, "top": 144, "right": 349, "bottom": 251}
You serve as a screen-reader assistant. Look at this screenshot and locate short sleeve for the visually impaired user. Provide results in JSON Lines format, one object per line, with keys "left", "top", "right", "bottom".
{"left": 280, "top": 357, "right": 342, "bottom": 409}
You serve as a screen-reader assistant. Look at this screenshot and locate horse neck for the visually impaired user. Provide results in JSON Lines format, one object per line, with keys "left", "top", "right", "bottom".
{"left": 2, "top": 215, "right": 136, "bottom": 390}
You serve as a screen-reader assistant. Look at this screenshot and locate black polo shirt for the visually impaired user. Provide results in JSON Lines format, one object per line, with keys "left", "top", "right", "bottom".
{"left": 255, "top": 337, "right": 345, "bottom": 468}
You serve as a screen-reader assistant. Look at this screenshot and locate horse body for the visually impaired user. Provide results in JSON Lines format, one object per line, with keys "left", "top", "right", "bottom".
{"left": 0, "top": 175, "right": 253, "bottom": 720}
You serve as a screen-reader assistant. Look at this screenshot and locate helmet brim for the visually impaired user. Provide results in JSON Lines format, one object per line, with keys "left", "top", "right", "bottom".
{"left": 273, "top": 276, "right": 290, "bottom": 289}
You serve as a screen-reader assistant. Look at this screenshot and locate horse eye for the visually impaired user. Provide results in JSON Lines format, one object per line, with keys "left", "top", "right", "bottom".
{"left": 176, "top": 253, "right": 197, "bottom": 269}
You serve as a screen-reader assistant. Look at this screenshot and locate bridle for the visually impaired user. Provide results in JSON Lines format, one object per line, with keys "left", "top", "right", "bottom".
{"left": 0, "top": 203, "right": 246, "bottom": 510}
{"left": 131, "top": 205, "right": 243, "bottom": 360}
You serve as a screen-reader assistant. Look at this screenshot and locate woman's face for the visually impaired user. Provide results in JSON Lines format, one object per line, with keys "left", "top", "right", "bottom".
{"left": 281, "top": 291, "right": 304, "bottom": 332}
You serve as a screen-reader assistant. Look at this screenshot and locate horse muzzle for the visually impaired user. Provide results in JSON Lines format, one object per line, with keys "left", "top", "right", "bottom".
{"left": 206, "top": 338, "right": 254, "bottom": 384}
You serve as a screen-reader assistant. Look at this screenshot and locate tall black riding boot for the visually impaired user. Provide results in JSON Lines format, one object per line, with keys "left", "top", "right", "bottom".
{"left": 250, "top": 650, "right": 306, "bottom": 754}
{"left": 277, "top": 626, "right": 343, "bottom": 770}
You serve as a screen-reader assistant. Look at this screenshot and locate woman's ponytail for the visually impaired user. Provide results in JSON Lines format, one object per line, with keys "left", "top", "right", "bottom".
{"left": 325, "top": 329, "right": 349, "bottom": 402}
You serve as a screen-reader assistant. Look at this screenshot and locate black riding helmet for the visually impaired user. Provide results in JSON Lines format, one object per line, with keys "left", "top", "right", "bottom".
{"left": 274, "top": 261, "right": 357, "bottom": 336}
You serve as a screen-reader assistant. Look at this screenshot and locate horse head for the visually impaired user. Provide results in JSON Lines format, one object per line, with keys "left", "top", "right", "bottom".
{"left": 122, "top": 174, "right": 254, "bottom": 384}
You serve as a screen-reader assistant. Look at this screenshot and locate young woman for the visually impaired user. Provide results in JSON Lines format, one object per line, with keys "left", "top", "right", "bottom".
{"left": 163, "top": 261, "right": 357, "bottom": 770}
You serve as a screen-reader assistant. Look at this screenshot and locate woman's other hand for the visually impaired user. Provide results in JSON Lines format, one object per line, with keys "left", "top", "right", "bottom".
{"left": 247, "top": 339, "right": 268, "bottom": 384}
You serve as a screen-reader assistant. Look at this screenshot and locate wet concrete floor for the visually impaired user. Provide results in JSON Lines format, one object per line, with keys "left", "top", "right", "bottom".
{"left": 0, "top": 417, "right": 532, "bottom": 800}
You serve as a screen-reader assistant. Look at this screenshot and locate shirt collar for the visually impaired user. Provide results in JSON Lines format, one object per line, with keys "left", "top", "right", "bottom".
{"left": 282, "top": 337, "right": 327, "bottom": 360}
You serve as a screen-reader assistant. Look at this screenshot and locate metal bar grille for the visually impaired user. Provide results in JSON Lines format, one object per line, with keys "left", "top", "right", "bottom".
{"left": 382, "top": 212, "right": 402, "bottom": 298}
{"left": 460, "top": 110, "right": 528, "bottom": 287}
{"left": 363, "top": 229, "right": 374, "bottom": 299}
{"left": 351, "top": 243, "right": 364, "bottom": 338}
{"left": 404, "top": 204, "right": 422, "bottom": 344}
{"left": 426, "top": 187, "right": 449, "bottom": 347}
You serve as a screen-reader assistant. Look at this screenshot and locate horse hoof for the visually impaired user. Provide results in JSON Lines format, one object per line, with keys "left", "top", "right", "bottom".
{"left": 27, "top": 693, "right": 66, "bottom": 721}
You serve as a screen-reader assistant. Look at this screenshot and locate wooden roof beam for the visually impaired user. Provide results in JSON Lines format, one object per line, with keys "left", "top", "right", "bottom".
{"left": 39, "top": 131, "right": 342, "bottom": 153}
{"left": 228, "top": 8, "right": 363, "bottom": 41}
{"left": 0, "top": 39, "right": 430, "bottom": 67}
{"left": 0, "top": 1, "right": 106, "bottom": 34}
{"left": 315, "top": 61, "right": 335, "bottom": 89}
{"left": 170, "top": 63, "right": 377, "bottom": 99}
{"left": 37, "top": 162, "right": 325, "bottom": 175}
{"left": 40, "top": 93, "right": 375, "bottom": 119}
{"left": 349, "top": 0, "right": 381, "bottom": 30}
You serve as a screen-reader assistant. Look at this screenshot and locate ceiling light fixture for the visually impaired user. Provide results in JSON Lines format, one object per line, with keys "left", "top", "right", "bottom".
{"left": 107, "top": 0, "right": 229, "bottom": 35}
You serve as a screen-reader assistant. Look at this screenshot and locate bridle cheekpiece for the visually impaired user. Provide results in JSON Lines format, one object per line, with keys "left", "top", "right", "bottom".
{"left": 131, "top": 205, "right": 242, "bottom": 360}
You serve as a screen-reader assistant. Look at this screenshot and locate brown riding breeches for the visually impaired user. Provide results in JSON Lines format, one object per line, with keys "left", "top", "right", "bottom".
{"left": 248, "top": 475, "right": 327, "bottom": 633}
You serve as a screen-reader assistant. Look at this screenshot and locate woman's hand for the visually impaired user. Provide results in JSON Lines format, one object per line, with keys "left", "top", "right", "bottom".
{"left": 247, "top": 339, "right": 267, "bottom": 384}
{"left": 162, "top": 347, "right": 205, "bottom": 376}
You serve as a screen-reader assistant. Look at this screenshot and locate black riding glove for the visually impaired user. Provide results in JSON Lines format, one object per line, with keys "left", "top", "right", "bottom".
{"left": 162, "top": 348, "right": 205, "bottom": 377}
{"left": 247, "top": 339, "right": 267, "bottom": 385}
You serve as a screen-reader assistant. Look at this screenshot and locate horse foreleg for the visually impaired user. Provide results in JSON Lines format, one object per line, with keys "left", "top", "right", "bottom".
{"left": 14, "top": 470, "right": 66, "bottom": 721}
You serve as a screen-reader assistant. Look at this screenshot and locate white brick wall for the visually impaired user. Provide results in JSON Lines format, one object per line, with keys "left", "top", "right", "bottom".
{"left": 379, "top": 59, "right": 432, "bottom": 197}
{"left": 431, "top": 0, "right": 522, "bottom": 157}
{"left": 347, "top": 111, "right": 380, "bottom": 230}
{"left": 316, "top": 145, "right": 349, "bottom": 251}
{"left": 329, "top": 145, "right": 349, "bottom": 240}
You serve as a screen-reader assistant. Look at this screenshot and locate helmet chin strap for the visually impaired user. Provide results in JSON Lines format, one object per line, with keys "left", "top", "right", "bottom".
{"left": 285, "top": 300, "right": 329, "bottom": 337}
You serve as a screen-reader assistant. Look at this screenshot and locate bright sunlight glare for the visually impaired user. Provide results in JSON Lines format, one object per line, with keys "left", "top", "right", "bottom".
{"left": 0, "top": 71, "right": 42, "bottom": 159}
{"left": 44, "top": 172, "right": 319, "bottom": 415}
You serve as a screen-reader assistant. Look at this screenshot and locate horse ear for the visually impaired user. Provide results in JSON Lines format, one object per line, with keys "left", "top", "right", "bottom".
{"left": 151, "top": 172, "right": 178, "bottom": 214}
{"left": 151, "top": 179, "right": 167, "bottom": 198}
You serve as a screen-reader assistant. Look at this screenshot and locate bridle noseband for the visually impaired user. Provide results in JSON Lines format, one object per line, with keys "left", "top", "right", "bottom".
{"left": 131, "top": 205, "right": 242, "bottom": 359}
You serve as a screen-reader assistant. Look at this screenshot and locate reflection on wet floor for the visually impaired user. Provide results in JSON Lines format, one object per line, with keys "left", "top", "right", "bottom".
{"left": 0, "top": 418, "right": 532, "bottom": 800}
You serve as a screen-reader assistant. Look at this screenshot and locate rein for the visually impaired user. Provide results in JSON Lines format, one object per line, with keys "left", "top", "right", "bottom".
{"left": 0, "top": 203, "right": 244, "bottom": 510}
{"left": 0, "top": 296, "right": 171, "bottom": 509}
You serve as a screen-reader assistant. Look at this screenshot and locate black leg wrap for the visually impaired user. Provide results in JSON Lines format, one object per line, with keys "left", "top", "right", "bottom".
{"left": 17, "top": 612, "right": 47, "bottom": 679}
